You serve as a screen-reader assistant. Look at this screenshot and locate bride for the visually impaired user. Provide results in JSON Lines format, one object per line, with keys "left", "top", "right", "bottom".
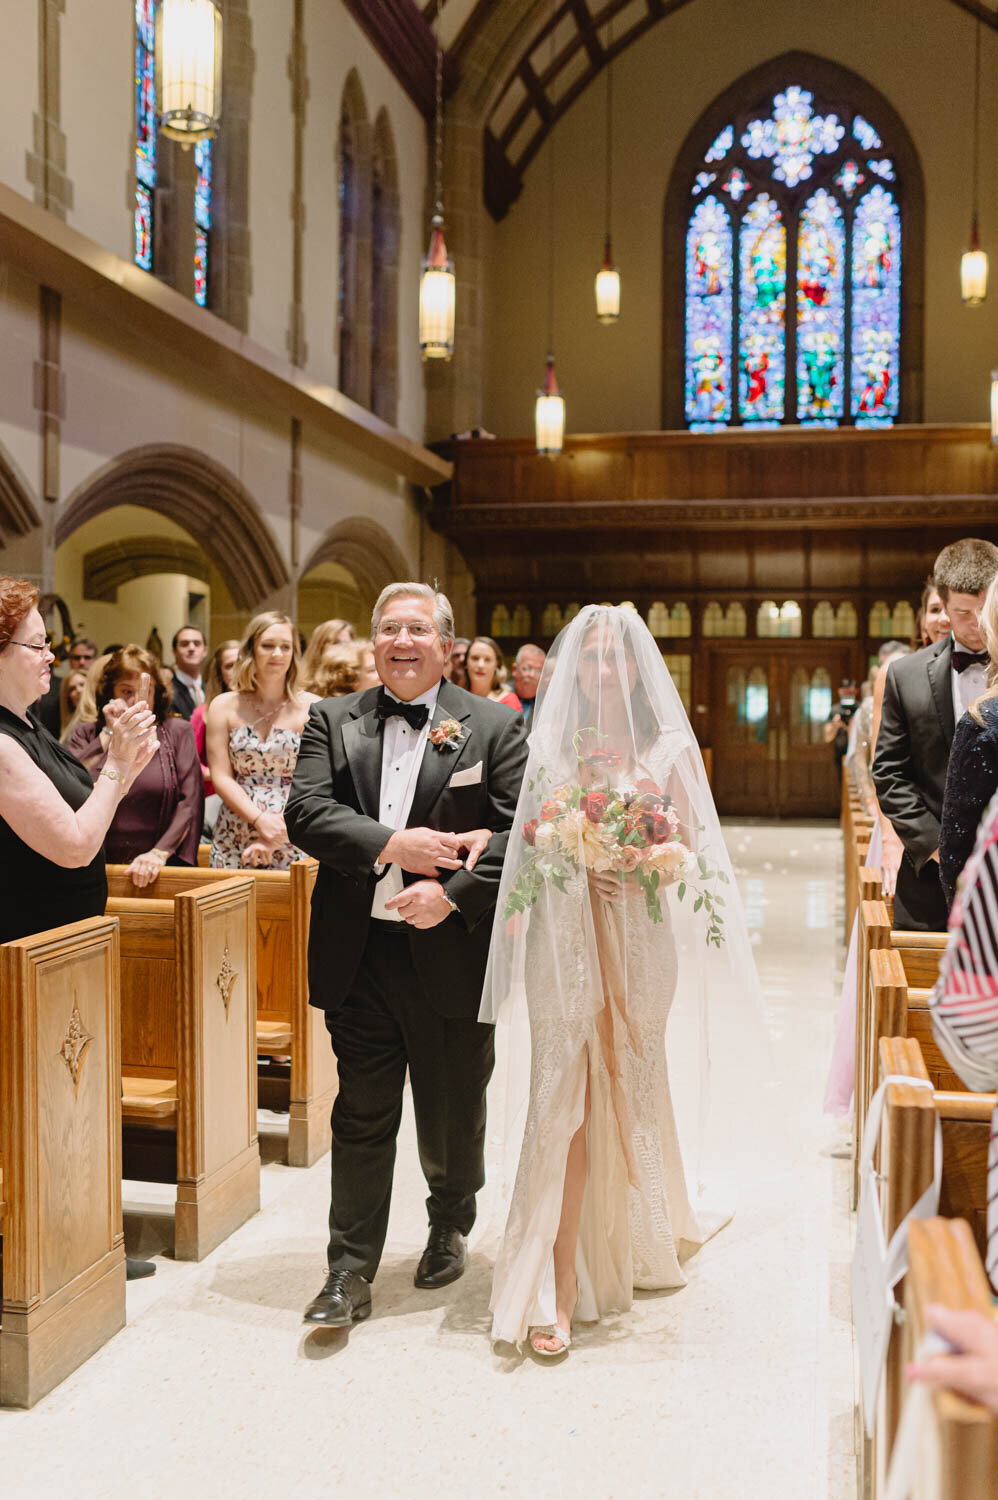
{"left": 481, "top": 604, "right": 761, "bottom": 1355}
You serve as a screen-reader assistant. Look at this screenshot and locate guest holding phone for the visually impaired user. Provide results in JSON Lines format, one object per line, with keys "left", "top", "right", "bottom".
{"left": 66, "top": 645, "right": 203, "bottom": 887}
{"left": 0, "top": 578, "right": 158, "bottom": 942}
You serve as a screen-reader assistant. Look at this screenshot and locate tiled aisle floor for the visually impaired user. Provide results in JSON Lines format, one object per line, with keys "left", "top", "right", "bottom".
{"left": 3, "top": 823, "right": 855, "bottom": 1500}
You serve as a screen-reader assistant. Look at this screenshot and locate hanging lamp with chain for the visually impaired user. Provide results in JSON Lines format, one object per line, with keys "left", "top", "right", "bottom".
{"left": 594, "top": 15, "right": 620, "bottom": 323}
{"left": 156, "top": 0, "right": 223, "bottom": 146}
{"left": 961, "top": 18, "right": 988, "bottom": 304}
{"left": 419, "top": 22, "right": 456, "bottom": 359}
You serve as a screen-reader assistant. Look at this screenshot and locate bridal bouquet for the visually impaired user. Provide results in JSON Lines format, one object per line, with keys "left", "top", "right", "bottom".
{"left": 504, "top": 744, "right": 729, "bottom": 945}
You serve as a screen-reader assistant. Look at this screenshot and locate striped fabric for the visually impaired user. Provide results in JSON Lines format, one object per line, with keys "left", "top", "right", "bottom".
{"left": 929, "top": 788, "right": 998, "bottom": 1291}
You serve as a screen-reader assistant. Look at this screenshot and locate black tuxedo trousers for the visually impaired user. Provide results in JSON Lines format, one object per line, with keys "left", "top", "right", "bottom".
{"left": 325, "top": 921, "right": 495, "bottom": 1278}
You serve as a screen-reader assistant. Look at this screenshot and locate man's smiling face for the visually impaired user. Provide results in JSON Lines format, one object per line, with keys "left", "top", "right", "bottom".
{"left": 373, "top": 595, "right": 450, "bottom": 702}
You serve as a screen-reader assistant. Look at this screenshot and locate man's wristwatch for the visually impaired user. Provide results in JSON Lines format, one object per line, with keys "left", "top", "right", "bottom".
{"left": 441, "top": 887, "right": 459, "bottom": 914}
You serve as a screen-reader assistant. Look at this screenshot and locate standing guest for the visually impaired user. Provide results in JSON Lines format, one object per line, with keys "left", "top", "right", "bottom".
{"left": 62, "top": 652, "right": 110, "bottom": 746}
{"left": 917, "top": 578, "right": 951, "bottom": 648}
{"left": 191, "top": 639, "right": 239, "bottom": 823}
{"left": 0, "top": 579, "right": 157, "bottom": 941}
{"left": 354, "top": 637, "right": 380, "bottom": 691}
{"left": 59, "top": 669, "right": 88, "bottom": 740}
{"left": 66, "top": 646, "right": 204, "bottom": 885}
{"left": 170, "top": 624, "right": 207, "bottom": 720}
{"left": 448, "top": 637, "right": 470, "bottom": 690}
{"left": 940, "top": 576, "right": 998, "bottom": 906}
{"left": 206, "top": 611, "right": 317, "bottom": 870}
{"left": 301, "top": 618, "right": 356, "bottom": 690}
{"left": 466, "top": 636, "right": 521, "bottom": 710}
{"left": 36, "top": 634, "right": 97, "bottom": 735}
{"left": 309, "top": 644, "right": 360, "bottom": 699}
{"left": 511, "top": 643, "right": 546, "bottom": 729}
{"left": 874, "top": 537, "right": 998, "bottom": 930}
{"left": 823, "top": 678, "right": 858, "bottom": 782}
{"left": 285, "top": 583, "right": 527, "bottom": 1329}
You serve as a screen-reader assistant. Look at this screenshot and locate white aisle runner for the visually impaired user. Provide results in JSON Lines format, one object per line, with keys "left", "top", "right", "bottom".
{"left": 5, "top": 823, "right": 855, "bottom": 1500}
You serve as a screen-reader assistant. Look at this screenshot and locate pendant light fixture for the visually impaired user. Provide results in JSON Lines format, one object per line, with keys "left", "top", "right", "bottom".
{"left": 961, "top": 18, "right": 988, "bottom": 305}
{"left": 594, "top": 15, "right": 620, "bottom": 323}
{"left": 156, "top": 0, "right": 223, "bottom": 146}
{"left": 535, "top": 4, "right": 565, "bottom": 454}
{"left": 419, "top": 22, "right": 456, "bottom": 360}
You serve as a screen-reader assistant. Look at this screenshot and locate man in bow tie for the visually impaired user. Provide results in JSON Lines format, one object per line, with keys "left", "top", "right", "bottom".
{"left": 874, "top": 538, "right": 998, "bottom": 930}
{"left": 286, "top": 583, "right": 527, "bottom": 1330}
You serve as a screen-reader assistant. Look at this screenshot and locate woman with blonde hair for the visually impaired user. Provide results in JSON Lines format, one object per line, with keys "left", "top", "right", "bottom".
{"left": 302, "top": 617, "right": 355, "bottom": 690}
{"left": 58, "top": 668, "right": 88, "bottom": 739}
{"left": 206, "top": 611, "right": 318, "bottom": 869}
{"left": 940, "top": 575, "right": 998, "bottom": 904}
{"left": 191, "top": 638, "right": 239, "bottom": 799}
{"left": 62, "top": 651, "right": 110, "bottom": 743}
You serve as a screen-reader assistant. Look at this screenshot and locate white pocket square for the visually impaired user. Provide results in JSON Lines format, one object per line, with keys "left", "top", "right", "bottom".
{"left": 449, "top": 760, "right": 482, "bottom": 788}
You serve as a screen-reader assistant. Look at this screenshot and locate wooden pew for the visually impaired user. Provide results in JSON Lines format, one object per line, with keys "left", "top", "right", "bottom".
{"left": 108, "top": 860, "right": 336, "bottom": 1167}
{"left": 870, "top": 1038, "right": 993, "bottom": 1492}
{"left": 1, "top": 918, "right": 126, "bottom": 1408}
{"left": 853, "top": 899, "right": 894, "bottom": 1206}
{"left": 899, "top": 1218, "right": 998, "bottom": 1496}
{"left": 106, "top": 876, "right": 259, "bottom": 1260}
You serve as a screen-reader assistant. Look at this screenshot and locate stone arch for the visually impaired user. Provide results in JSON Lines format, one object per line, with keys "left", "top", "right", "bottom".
{"left": 0, "top": 441, "right": 42, "bottom": 538}
{"left": 370, "top": 107, "right": 401, "bottom": 426}
{"left": 82, "top": 534, "right": 207, "bottom": 601}
{"left": 661, "top": 50, "right": 926, "bottom": 429}
{"left": 56, "top": 445, "right": 289, "bottom": 611}
{"left": 338, "top": 69, "right": 373, "bottom": 406}
{"left": 300, "top": 517, "right": 413, "bottom": 610}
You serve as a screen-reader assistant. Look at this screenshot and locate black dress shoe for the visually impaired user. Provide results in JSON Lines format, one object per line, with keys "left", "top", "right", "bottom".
{"left": 303, "top": 1269, "right": 372, "bottom": 1327}
{"left": 414, "top": 1224, "right": 467, "bottom": 1289}
{"left": 126, "top": 1257, "right": 156, "bottom": 1281}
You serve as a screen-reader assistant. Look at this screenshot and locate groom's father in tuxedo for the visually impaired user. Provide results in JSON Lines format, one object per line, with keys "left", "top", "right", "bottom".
{"left": 874, "top": 538, "right": 998, "bottom": 930}
{"left": 285, "top": 583, "right": 527, "bottom": 1328}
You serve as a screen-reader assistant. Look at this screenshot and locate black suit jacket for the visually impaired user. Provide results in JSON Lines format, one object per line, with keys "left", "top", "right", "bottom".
{"left": 939, "top": 698, "right": 998, "bottom": 906}
{"left": 170, "top": 677, "right": 198, "bottom": 721}
{"left": 284, "top": 679, "right": 528, "bottom": 1020}
{"left": 873, "top": 637, "right": 954, "bottom": 928}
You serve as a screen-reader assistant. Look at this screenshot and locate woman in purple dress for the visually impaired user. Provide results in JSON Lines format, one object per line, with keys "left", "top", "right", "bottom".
{"left": 66, "top": 645, "right": 204, "bottom": 886}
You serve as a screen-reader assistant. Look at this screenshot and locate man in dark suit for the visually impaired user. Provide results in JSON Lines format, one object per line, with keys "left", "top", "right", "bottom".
{"left": 169, "top": 624, "right": 206, "bottom": 720}
{"left": 874, "top": 538, "right": 998, "bottom": 930}
{"left": 285, "top": 583, "right": 528, "bottom": 1328}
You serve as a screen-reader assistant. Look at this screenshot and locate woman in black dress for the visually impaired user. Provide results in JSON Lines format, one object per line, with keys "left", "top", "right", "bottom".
{"left": 940, "top": 577, "right": 998, "bottom": 908}
{"left": 0, "top": 577, "right": 157, "bottom": 945}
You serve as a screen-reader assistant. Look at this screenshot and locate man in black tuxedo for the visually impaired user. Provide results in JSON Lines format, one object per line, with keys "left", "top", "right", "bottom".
{"left": 874, "top": 538, "right": 998, "bottom": 930}
{"left": 285, "top": 583, "right": 527, "bottom": 1328}
{"left": 169, "top": 625, "right": 206, "bottom": 720}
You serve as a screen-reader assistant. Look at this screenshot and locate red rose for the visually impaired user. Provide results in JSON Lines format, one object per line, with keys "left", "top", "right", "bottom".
{"left": 540, "top": 800, "right": 560, "bottom": 822}
{"left": 523, "top": 819, "right": 539, "bottom": 845}
{"left": 581, "top": 791, "right": 609, "bottom": 823}
{"left": 635, "top": 778, "right": 661, "bottom": 796}
{"left": 651, "top": 816, "right": 673, "bottom": 843}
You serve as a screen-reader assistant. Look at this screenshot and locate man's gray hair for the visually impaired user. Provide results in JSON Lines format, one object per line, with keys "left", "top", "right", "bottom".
{"left": 371, "top": 582, "right": 455, "bottom": 642}
{"left": 878, "top": 639, "right": 911, "bottom": 663}
{"left": 514, "top": 642, "right": 545, "bottom": 664}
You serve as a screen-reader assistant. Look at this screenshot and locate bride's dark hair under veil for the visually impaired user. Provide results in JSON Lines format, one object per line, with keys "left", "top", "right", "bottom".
{"left": 481, "top": 604, "right": 767, "bottom": 1243}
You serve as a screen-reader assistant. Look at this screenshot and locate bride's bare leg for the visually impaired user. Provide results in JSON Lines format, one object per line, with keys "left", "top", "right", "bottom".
{"left": 533, "top": 1066, "right": 591, "bottom": 1353}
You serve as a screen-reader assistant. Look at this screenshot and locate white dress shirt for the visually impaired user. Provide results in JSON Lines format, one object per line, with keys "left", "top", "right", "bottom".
{"left": 174, "top": 668, "right": 204, "bottom": 706}
{"left": 950, "top": 635, "right": 988, "bottom": 725}
{"left": 371, "top": 682, "right": 440, "bottom": 921}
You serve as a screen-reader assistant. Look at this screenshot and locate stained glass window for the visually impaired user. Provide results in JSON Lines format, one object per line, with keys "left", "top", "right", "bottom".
{"left": 739, "top": 195, "right": 785, "bottom": 424}
{"left": 683, "top": 83, "right": 905, "bottom": 431}
{"left": 685, "top": 196, "right": 733, "bottom": 430}
{"left": 194, "top": 138, "right": 212, "bottom": 307}
{"left": 134, "top": 0, "right": 156, "bottom": 271}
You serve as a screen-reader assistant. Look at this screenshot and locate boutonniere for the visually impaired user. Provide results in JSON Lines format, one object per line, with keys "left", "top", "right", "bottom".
{"left": 429, "top": 717, "right": 466, "bottom": 752}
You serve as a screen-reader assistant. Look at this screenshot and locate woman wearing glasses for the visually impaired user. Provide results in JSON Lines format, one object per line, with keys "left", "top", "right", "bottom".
{"left": 206, "top": 611, "right": 318, "bottom": 869}
{"left": 0, "top": 576, "right": 157, "bottom": 944}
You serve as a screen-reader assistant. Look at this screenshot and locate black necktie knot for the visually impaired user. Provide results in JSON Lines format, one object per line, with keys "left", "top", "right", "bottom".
{"left": 375, "top": 691, "right": 429, "bottom": 730}
{"left": 952, "top": 649, "right": 990, "bottom": 675}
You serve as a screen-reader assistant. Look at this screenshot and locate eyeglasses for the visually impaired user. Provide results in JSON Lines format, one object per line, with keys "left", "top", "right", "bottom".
{"left": 377, "top": 621, "right": 437, "bottom": 639}
{"left": 3, "top": 638, "right": 49, "bottom": 655}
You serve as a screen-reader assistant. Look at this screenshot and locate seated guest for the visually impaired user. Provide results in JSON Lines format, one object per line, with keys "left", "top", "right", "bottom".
{"left": 874, "top": 537, "right": 998, "bottom": 930}
{"left": 206, "top": 611, "right": 317, "bottom": 869}
{"left": 0, "top": 578, "right": 157, "bottom": 942}
{"left": 66, "top": 646, "right": 204, "bottom": 885}
{"left": 466, "top": 635, "right": 521, "bottom": 710}
{"left": 354, "top": 637, "right": 380, "bottom": 690}
{"left": 447, "top": 636, "right": 470, "bottom": 690}
{"left": 58, "top": 668, "right": 88, "bottom": 740}
{"left": 917, "top": 577, "right": 951, "bottom": 649}
{"left": 301, "top": 618, "right": 356, "bottom": 690}
{"left": 191, "top": 639, "right": 239, "bottom": 794}
{"left": 309, "top": 643, "right": 360, "bottom": 698}
{"left": 36, "top": 634, "right": 98, "bottom": 735}
{"left": 940, "top": 576, "right": 998, "bottom": 906}
{"left": 170, "top": 624, "right": 207, "bottom": 719}
{"left": 511, "top": 643, "right": 546, "bottom": 728}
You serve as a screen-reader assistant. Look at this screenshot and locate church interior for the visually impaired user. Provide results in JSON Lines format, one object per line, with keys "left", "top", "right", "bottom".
{"left": 3, "top": 1, "right": 998, "bottom": 1495}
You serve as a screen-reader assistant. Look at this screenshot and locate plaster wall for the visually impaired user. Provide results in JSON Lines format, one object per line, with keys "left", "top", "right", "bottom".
{"left": 483, "top": 0, "right": 998, "bottom": 434}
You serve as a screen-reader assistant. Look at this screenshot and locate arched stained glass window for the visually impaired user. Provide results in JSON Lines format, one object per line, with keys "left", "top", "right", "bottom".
{"left": 891, "top": 600, "right": 915, "bottom": 638}
{"left": 647, "top": 601, "right": 670, "bottom": 636}
{"left": 134, "top": 0, "right": 157, "bottom": 271}
{"left": 490, "top": 604, "right": 511, "bottom": 637}
{"left": 683, "top": 83, "right": 904, "bottom": 430}
{"left": 836, "top": 602, "right": 858, "bottom": 637}
{"left": 813, "top": 601, "right": 836, "bottom": 637}
{"left": 194, "top": 138, "right": 212, "bottom": 307}
{"left": 542, "top": 603, "right": 563, "bottom": 634}
{"left": 511, "top": 603, "right": 532, "bottom": 635}
{"left": 868, "top": 600, "right": 892, "bottom": 637}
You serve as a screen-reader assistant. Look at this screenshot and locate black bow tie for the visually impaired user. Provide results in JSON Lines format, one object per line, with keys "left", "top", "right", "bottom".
{"left": 375, "top": 692, "right": 429, "bottom": 730}
{"left": 952, "top": 649, "right": 990, "bottom": 675}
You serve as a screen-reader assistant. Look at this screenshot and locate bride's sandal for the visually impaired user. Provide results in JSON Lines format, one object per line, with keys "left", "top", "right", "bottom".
{"left": 529, "top": 1323, "right": 572, "bottom": 1358}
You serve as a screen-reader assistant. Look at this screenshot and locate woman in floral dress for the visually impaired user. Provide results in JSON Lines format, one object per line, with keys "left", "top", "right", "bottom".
{"left": 206, "top": 612, "right": 318, "bottom": 869}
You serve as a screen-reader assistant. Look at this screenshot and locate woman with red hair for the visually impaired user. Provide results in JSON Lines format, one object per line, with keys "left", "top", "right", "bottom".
{"left": 0, "top": 576, "right": 157, "bottom": 943}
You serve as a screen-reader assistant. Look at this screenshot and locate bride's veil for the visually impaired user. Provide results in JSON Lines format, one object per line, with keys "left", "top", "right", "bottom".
{"left": 481, "top": 604, "right": 767, "bottom": 1231}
